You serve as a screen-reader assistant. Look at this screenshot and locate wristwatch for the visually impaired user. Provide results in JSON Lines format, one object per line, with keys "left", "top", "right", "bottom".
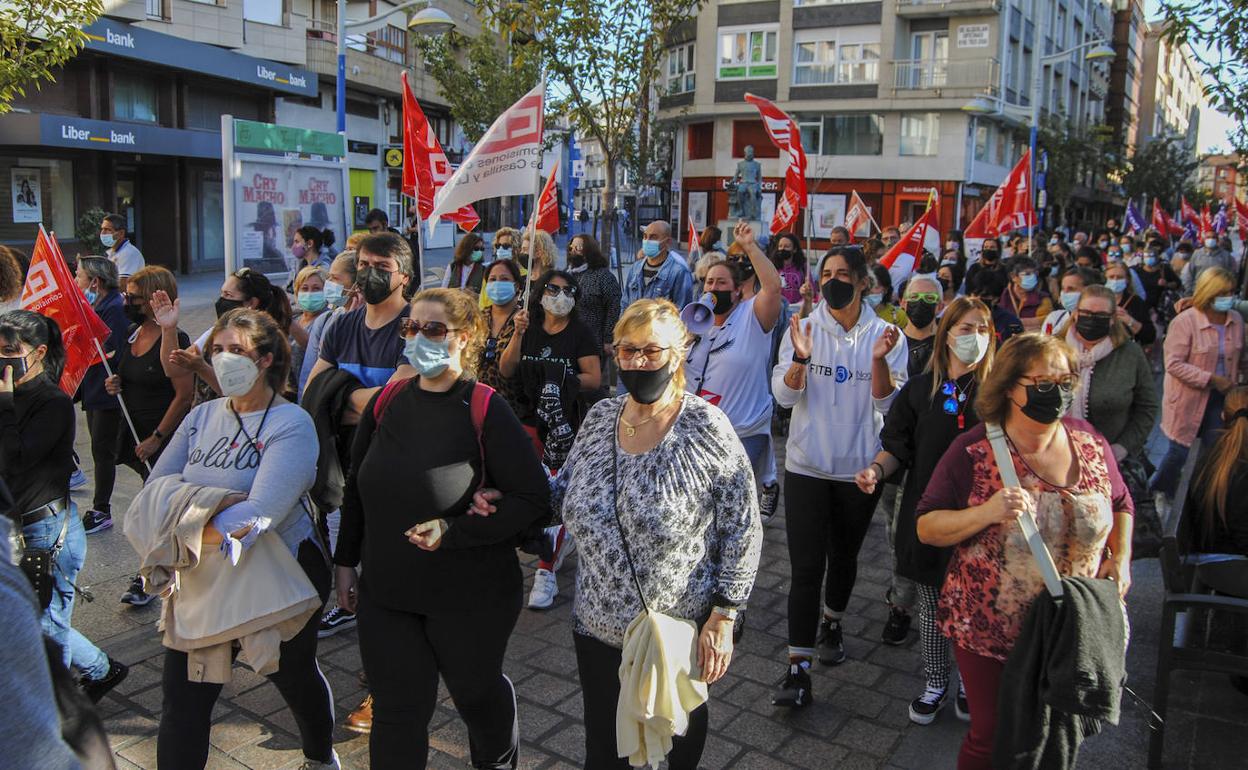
{"left": 791, "top": 353, "right": 811, "bottom": 365}
{"left": 712, "top": 606, "right": 738, "bottom": 621}
{"left": 152, "top": 428, "right": 165, "bottom": 440}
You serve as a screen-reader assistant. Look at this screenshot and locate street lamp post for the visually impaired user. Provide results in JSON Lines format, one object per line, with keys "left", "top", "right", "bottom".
{"left": 335, "top": 0, "right": 456, "bottom": 134}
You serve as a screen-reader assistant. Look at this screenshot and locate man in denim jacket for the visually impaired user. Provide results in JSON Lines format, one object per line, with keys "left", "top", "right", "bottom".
{"left": 621, "top": 220, "right": 694, "bottom": 311}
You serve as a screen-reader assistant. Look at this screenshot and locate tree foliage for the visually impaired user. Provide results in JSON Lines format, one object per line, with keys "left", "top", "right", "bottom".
{"left": 1158, "top": 2, "right": 1248, "bottom": 154}
{"left": 0, "top": 0, "right": 103, "bottom": 114}
{"left": 1038, "top": 117, "right": 1124, "bottom": 212}
{"left": 1120, "top": 135, "right": 1201, "bottom": 208}
{"left": 411, "top": 27, "right": 542, "bottom": 144}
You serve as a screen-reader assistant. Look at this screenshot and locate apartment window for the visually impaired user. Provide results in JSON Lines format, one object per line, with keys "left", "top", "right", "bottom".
{"left": 975, "top": 123, "right": 990, "bottom": 162}
{"left": 900, "top": 113, "right": 940, "bottom": 156}
{"left": 113, "top": 72, "right": 158, "bottom": 123}
{"left": 793, "top": 27, "right": 880, "bottom": 85}
{"left": 371, "top": 24, "right": 407, "bottom": 65}
{"left": 792, "top": 0, "right": 864, "bottom": 4}
{"left": 146, "top": 0, "right": 169, "bottom": 19}
{"left": 797, "top": 114, "right": 883, "bottom": 156}
{"left": 243, "top": 0, "right": 284, "bottom": 26}
{"left": 666, "top": 43, "right": 696, "bottom": 94}
{"left": 718, "top": 25, "right": 778, "bottom": 80}
{"left": 687, "top": 122, "right": 714, "bottom": 160}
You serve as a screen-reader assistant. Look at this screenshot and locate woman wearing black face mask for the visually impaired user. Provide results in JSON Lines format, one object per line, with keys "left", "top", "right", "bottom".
{"left": 770, "top": 246, "right": 908, "bottom": 708}
{"left": 916, "top": 333, "right": 1133, "bottom": 770}
{"left": 1059, "top": 285, "right": 1160, "bottom": 553}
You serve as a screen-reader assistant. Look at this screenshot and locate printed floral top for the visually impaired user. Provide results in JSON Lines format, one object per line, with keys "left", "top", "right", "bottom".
{"left": 553, "top": 394, "right": 762, "bottom": 648}
{"left": 477, "top": 309, "right": 522, "bottom": 415}
{"left": 915, "top": 418, "right": 1132, "bottom": 662}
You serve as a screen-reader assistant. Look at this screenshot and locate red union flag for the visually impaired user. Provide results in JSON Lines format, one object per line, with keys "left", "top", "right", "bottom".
{"left": 20, "top": 227, "right": 111, "bottom": 396}
{"left": 430, "top": 83, "right": 545, "bottom": 229}
{"left": 1235, "top": 198, "right": 1248, "bottom": 240}
{"left": 744, "top": 93, "right": 807, "bottom": 234}
{"left": 844, "top": 190, "right": 874, "bottom": 241}
{"left": 880, "top": 193, "right": 939, "bottom": 286}
{"left": 1200, "top": 204, "right": 1214, "bottom": 238}
{"left": 401, "top": 72, "right": 478, "bottom": 232}
{"left": 532, "top": 159, "right": 560, "bottom": 234}
{"left": 963, "top": 150, "right": 1033, "bottom": 238}
{"left": 1180, "top": 196, "right": 1199, "bottom": 226}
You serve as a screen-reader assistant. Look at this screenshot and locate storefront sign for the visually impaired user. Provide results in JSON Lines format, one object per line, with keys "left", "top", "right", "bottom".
{"left": 384, "top": 147, "right": 404, "bottom": 168}
{"left": 233, "top": 119, "right": 346, "bottom": 159}
{"left": 82, "top": 19, "right": 317, "bottom": 97}
{"left": 40, "top": 114, "right": 220, "bottom": 158}
{"left": 901, "top": 184, "right": 939, "bottom": 195}
{"left": 348, "top": 141, "right": 379, "bottom": 155}
{"left": 10, "top": 168, "right": 42, "bottom": 224}
{"left": 957, "top": 25, "right": 991, "bottom": 49}
{"left": 718, "top": 177, "right": 781, "bottom": 193}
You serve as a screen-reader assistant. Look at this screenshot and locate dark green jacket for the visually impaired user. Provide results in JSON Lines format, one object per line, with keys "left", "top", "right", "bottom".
{"left": 1083, "top": 340, "right": 1158, "bottom": 458}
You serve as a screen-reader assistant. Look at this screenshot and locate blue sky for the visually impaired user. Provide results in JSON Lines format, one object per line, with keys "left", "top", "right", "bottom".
{"left": 1142, "top": 0, "right": 1236, "bottom": 153}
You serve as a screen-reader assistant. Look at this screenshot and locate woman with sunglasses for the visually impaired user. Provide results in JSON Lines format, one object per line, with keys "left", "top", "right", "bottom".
{"left": 500, "top": 270, "right": 601, "bottom": 609}
{"left": 915, "top": 333, "right": 1133, "bottom": 770}
{"left": 335, "top": 288, "right": 548, "bottom": 769}
{"left": 855, "top": 297, "right": 994, "bottom": 726}
{"left": 478, "top": 258, "right": 526, "bottom": 414}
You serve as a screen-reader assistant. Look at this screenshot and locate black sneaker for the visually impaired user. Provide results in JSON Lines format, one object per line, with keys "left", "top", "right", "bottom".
{"left": 955, "top": 682, "right": 970, "bottom": 722}
{"left": 759, "top": 482, "right": 780, "bottom": 521}
{"left": 120, "top": 575, "right": 153, "bottom": 606}
{"left": 816, "top": 619, "right": 846, "bottom": 666}
{"left": 81, "top": 509, "right": 113, "bottom": 535}
{"left": 319, "top": 606, "right": 357, "bottom": 638}
{"left": 82, "top": 657, "right": 129, "bottom": 703}
{"left": 772, "top": 663, "right": 813, "bottom": 708}
{"left": 881, "top": 605, "right": 911, "bottom": 646}
{"left": 909, "top": 685, "right": 948, "bottom": 725}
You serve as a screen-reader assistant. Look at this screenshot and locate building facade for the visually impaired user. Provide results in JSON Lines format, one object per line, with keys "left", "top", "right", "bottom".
{"left": 1136, "top": 19, "right": 1202, "bottom": 154}
{"left": 1197, "top": 154, "right": 1246, "bottom": 203}
{"left": 0, "top": 0, "right": 479, "bottom": 268}
{"left": 1105, "top": 0, "right": 1144, "bottom": 149}
{"left": 657, "top": 0, "right": 1118, "bottom": 247}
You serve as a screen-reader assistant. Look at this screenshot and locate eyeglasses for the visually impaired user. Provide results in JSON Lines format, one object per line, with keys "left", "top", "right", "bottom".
{"left": 398, "top": 319, "right": 458, "bottom": 341}
{"left": 614, "top": 344, "right": 670, "bottom": 363}
{"left": 544, "top": 284, "right": 577, "bottom": 298}
{"left": 905, "top": 292, "right": 940, "bottom": 304}
{"left": 1078, "top": 311, "right": 1113, "bottom": 321}
{"left": 482, "top": 336, "right": 499, "bottom": 362}
{"left": 1020, "top": 374, "right": 1077, "bottom": 393}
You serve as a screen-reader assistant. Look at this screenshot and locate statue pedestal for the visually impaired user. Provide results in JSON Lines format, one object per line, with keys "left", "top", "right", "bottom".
{"left": 720, "top": 220, "right": 764, "bottom": 248}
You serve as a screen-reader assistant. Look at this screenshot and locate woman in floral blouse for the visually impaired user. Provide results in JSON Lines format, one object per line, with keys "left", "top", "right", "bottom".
{"left": 476, "top": 258, "right": 525, "bottom": 415}
{"left": 915, "top": 332, "right": 1133, "bottom": 770}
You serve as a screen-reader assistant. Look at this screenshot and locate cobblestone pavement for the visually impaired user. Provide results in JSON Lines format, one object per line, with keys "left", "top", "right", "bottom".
{"left": 73, "top": 274, "right": 1247, "bottom": 768}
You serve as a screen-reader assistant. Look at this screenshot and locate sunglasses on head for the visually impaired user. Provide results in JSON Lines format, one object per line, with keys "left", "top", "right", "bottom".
{"left": 398, "top": 319, "right": 457, "bottom": 341}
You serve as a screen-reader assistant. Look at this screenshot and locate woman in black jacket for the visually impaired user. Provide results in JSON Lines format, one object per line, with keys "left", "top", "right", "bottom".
{"left": 334, "top": 288, "right": 548, "bottom": 769}
{"left": 854, "top": 297, "right": 996, "bottom": 725}
{"left": 0, "top": 310, "right": 127, "bottom": 701}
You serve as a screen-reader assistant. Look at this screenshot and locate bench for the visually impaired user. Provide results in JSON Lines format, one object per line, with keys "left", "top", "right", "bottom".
{"left": 1149, "top": 451, "right": 1248, "bottom": 767}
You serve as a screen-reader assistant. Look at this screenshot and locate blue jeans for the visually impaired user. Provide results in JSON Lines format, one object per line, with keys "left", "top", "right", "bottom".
{"left": 1150, "top": 390, "right": 1225, "bottom": 499}
{"left": 23, "top": 504, "right": 110, "bottom": 680}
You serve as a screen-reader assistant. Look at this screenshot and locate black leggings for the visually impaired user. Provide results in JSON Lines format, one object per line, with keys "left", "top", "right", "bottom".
{"left": 574, "top": 631, "right": 708, "bottom": 769}
{"left": 357, "top": 577, "right": 522, "bottom": 769}
{"left": 157, "top": 540, "right": 333, "bottom": 769}
{"left": 85, "top": 408, "right": 120, "bottom": 513}
{"left": 784, "top": 470, "right": 881, "bottom": 650}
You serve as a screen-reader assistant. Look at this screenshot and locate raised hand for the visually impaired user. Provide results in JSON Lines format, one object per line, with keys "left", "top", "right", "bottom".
{"left": 150, "top": 290, "right": 180, "bottom": 330}
{"left": 873, "top": 325, "right": 900, "bottom": 361}
{"left": 789, "top": 315, "right": 812, "bottom": 360}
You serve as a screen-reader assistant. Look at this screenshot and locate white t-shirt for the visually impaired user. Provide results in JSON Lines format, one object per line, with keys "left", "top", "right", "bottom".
{"left": 109, "top": 240, "right": 145, "bottom": 278}
{"left": 1041, "top": 308, "right": 1069, "bottom": 336}
{"left": 684, "top": 295, "right": 774, "bottom": 437}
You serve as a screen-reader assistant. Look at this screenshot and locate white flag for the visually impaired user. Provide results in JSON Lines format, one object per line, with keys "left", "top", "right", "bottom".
{"left": 428, "top": 83, "right": 545, "bottom": 230}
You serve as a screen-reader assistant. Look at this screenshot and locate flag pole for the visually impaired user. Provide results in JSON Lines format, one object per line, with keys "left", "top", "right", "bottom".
{"left": 92, "top": 337, "right": 150, "bottom": 473}
{"left": 411, "top": 194, "right": 428, "bottom": 290}
{"left": 523, "top": 71, "right": 547, "bottom": 304}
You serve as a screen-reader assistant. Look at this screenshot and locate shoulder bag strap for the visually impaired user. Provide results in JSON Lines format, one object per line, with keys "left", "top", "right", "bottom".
{"left": 610, "top": 404, "right": 649, "bottom": 614}
{"left": 985, "top": 422, "right": 1064, "bottom": 598}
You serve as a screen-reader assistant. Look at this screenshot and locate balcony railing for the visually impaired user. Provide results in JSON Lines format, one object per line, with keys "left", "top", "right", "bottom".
{"left": 307, "top": 17, "right": 407, "bottom": 65}
{"left": 896, "top": 0, "right": 1002, "bottom": 15}
{"left": 891, "top": 57, "right": 1000, "bottom": 96}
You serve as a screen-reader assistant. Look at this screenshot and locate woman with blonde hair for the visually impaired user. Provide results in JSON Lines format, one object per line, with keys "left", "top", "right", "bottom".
{"left": 291, "top": 265, "right": 330, "bottom": 392}
{"left": 334, "top": 287, "right": 549, "bottom": 768}
{"left": 491, "top": 226, "right": 520, "bottom": 262}
{"left": 855, "top": 297, "right": 995, "bottom": 725}
{"left": 916, "top": 332, "right": 1133, "bottom": 769}
{"left": 518, "top": 227, "right": 557, "bottom": 281}
{"left": 1150, "top": 267, "right": 1245, "bottom": 512}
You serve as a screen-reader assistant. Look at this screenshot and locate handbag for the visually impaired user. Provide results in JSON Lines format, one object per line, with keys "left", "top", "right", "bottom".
{"left": 985, "top": 423, "right": 1064, "bottom": 598}
{"left": 18, "top": 514, "right": 70, "bottom": 610}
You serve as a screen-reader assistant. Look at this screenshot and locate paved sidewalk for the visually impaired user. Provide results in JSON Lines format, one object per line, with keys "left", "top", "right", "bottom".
{"left": 73, "top": 277, "right": 1247, "bottom": 768}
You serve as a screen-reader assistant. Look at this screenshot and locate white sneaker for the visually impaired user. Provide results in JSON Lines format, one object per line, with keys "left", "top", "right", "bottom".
{"left": 299, "top": 749, "right": 341, "bottom": 769}
{"left": 528, "top": 568, "right": 558, "bottom": 610}
{"left": 551, "top": 529, "right": 575, "bottom": 572}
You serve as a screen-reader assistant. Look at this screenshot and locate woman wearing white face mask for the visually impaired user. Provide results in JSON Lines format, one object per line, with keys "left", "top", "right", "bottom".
{"left": 144, "top": 309, "right": 336, "bottom": 769}
{"left": 334, "top": 288, "right": 548, "bottom": 769}
{"left": 854, "top": 297, "right": 995, "bottom": 726}
{"left": 500, "top": 270, "right": 602, "bottom": 609}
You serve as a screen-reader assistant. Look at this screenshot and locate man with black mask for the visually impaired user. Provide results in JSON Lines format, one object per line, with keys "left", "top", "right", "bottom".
{"left": 899, "top": 274, "right": 943, "bottom": 377}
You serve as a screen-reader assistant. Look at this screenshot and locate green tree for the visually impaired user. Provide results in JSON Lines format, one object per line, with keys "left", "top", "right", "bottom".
{"left": 1120, "top": 135, "right": 1200, "bottom": 209}
{"left": 1157, "top": 3, "right": 1247, "bottom": 154}
{"left": 1038, "top": 118, "right": 1124, "bottom": 214}
{"left": 475, "top": 0, "right": 700, "bottom": 259}
{"left": 0, "top": 0, "right": 103, "bottom": 114}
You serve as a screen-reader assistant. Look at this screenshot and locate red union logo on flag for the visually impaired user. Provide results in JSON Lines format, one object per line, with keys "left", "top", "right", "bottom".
{"left": 478, "top": 93, "right": 543, "bottom": 154}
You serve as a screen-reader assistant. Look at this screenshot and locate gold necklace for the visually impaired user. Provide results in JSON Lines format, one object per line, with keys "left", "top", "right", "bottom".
{"left": 620, "top": 396, "right": 677, "bottom": 437}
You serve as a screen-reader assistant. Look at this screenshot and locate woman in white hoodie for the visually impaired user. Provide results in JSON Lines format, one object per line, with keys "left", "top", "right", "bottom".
{"left": 771, "top": 245, "right": 908, "bottom": 708}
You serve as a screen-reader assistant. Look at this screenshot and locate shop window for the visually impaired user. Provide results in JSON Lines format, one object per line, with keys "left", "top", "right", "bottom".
{"left": 666, "top": 43, "right": 696, "bottom": 95}
{"left": 113, "top": 72, "right": 159, "bottom": 124}
{"left": 687, "top": 122, "right": 714, "bottom": 160}
{"left": 0, "top": 158, "right": 75, "bottom": 244}
{"left": 718, "top": 26, "right": 778, "bottom": 80}
{"left": 731, "top": 120, "right": 780, "bottom": 158}
{"left": 187, "top": 88, "right": 264, "bottom": 130}
{"left": 900, "top": 113, "right": 940, "bottom": 156}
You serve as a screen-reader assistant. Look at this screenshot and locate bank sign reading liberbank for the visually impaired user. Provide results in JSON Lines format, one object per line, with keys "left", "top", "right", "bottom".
{"left": 82, "top": 19, "right": 316, "bottom": 97}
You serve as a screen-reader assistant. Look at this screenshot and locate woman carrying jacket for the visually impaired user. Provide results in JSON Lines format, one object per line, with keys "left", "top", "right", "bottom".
{"left": 335, "top": 288, "right": 548, "bottom": 769}
{"left": 147, "top": 308, "right": 335, "bottom": 769}
{"left": 771, "top": 245, "right": 908, "bottom": 707}
{"left": 1150, "top": 267, "right": 1244, "bottom": 511}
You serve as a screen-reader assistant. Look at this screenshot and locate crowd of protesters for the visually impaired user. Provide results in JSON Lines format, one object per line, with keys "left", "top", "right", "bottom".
{"left": 2, "top": 209, "right": 1247, "bottom": 770}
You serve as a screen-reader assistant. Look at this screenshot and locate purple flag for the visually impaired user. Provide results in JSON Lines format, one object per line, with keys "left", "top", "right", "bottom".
{"left": 1213, "top": 203, "right": 1228, "bottom": 235}
{"left": 1181, "top": 221, "right": 1198, "bottom": 243}
{"left": 1124, "top": 201, "right": 1146, "bottom": 234}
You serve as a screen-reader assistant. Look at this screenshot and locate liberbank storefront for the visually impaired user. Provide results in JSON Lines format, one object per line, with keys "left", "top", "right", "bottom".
{"left": 0, "top": 17, "right": 316, "bottom": 272}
